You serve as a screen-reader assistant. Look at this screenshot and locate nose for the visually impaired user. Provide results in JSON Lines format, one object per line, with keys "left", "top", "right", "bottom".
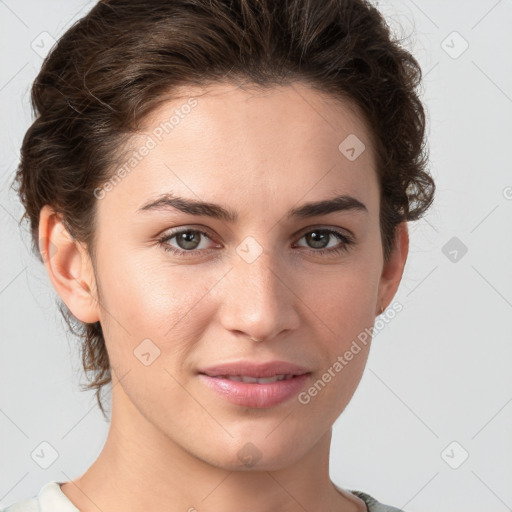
{"left": 218, "top": 248, "right": 301, "bottom": 343}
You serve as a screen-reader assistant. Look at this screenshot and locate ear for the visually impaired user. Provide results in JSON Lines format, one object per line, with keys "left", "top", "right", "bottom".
{"left": 38, "top": 205, "right": 100, "bottom": 324}
{"left": 376, "top": 221, "right": 409, "bottom": 315}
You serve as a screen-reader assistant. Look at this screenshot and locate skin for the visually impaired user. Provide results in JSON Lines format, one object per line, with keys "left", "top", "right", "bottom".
{"left": 40, "top": 81, "right": 408, "bottom": 512}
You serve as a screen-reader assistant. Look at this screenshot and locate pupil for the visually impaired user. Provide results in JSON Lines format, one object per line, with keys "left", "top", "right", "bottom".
{"left": 308, "top": 231, "right": 328, "bottom": 249}
{"left": 178, "top": 231, "right": 199, "bottom": 249}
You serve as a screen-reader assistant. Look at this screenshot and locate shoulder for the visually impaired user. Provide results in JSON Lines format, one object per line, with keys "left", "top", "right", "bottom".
{"left": 1, "top": 496, "right": 39, "bottom": 512}
{"left": 349, "top": 489, "right": 406, "bottom": 512}
{"left": 1, "top": 481, "right": 79, "bottom": 512}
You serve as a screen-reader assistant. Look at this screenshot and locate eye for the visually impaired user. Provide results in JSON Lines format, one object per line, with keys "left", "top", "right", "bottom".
{"left": 157, "top": 226, "right": 354, "bottom": 258}
{"left": 157, "top": 228, "right": 219, "bottom": 257}
{"left": 294, "top": 228, "right": 354, "bottom": 256}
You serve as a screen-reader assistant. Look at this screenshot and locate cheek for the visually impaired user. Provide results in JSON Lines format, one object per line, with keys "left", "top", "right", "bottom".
{"left": 302, "top": 277, "right": 374, "bottom": 403}
{"left": 309, "top": 281, "right": 374, "bottom": 380}
{"left": 298, "top": 267, "right": 378, "bottom": 409}
{"left": 304, "top": 264, "right": 379, "bottom": 342}
{"left": 96, "top": 249, "right": 225, "bottom": 357}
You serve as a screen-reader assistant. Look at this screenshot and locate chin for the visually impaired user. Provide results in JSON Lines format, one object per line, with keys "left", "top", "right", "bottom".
{"left": 199, "top": 436, "right": 310, "bottom": 472}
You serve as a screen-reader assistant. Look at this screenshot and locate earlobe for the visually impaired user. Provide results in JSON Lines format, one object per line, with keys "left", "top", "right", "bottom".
{"left": 376, "top": 221, "right": 409, "bottom": 315}
{"left": 38, "top": 205, "right": 100, "bottom": 324}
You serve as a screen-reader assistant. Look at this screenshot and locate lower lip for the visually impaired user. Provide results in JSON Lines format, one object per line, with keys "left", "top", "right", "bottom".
{"left": 198, "top": 373, "right": 311, "bottom": 408}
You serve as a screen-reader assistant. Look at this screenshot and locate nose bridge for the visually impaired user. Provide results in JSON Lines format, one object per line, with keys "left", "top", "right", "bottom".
{"left": 219, "top": 243, "right": 300, "bottom": 341}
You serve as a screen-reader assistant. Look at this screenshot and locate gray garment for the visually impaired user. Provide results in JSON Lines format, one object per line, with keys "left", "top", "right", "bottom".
{"left": 350, "top": 490, "right": 406, "bottom": 511}
{"left": 1, "top": 481, "right": 406, "bottom": 512}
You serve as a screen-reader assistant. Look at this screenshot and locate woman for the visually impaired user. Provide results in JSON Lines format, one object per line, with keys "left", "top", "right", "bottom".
{"left": 4, "top": 0, "right": 434, "bottom": 511}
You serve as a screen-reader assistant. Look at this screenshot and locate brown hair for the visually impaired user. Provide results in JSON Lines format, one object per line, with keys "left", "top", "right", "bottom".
{"left": 12, "top": 0, "right": 435, "bottom": 419}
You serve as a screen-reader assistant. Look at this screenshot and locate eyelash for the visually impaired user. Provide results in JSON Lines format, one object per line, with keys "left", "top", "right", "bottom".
{"left": 157, "top": 227, "right": 354, "bottom": 258}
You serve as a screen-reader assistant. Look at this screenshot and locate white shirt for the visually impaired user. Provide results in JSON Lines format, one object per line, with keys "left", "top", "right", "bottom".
{"left": 1, "top": 481, "right": 406, "bottom": 512}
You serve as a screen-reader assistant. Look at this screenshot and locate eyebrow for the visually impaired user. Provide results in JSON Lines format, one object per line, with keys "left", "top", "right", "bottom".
{"left": 137, "top": 193, "right": 368, "bottom": 222}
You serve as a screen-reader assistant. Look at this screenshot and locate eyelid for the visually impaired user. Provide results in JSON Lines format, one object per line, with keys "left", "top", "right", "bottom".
{"left": 160, "top": 224, "right": 217, "bottom": 239}
{"left": 159, "top": 226, "right": 220, "bottom": 248}
{"left": 294, "top": 224, "right": 354, "bottom": 241}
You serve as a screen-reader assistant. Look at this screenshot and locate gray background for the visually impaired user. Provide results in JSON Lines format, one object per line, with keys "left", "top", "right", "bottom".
{"left": 1, "top": 1, "right": 511, "bottom": 511}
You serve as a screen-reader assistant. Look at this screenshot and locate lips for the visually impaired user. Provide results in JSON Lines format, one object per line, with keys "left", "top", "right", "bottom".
{"left": 198, "top": 360, "right": 312, "bottom": 408}
{"left": 198, "top": 360, "right": 311, "bottom": 379}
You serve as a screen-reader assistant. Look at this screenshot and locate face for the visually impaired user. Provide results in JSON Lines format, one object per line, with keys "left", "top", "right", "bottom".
{"left": 54, "top": 81, "right": 406, "bottom": 471}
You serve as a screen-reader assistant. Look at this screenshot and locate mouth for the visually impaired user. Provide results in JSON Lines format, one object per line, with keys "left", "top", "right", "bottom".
{"left": 198, "top": 373, "right": 311, "bottom": 408}
{"left": 197, "top": 361, "right": 312, "bottom": 408}
{"left": 198, "top": 360, "right": 311, "bottom": 379}
{"left": 201, "top": 373, "right": 305, "bottom": 384}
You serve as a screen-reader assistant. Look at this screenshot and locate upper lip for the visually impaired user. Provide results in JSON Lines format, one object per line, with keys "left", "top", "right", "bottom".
{"left": 198, "top": 361, "right": 311, "bottom": 378}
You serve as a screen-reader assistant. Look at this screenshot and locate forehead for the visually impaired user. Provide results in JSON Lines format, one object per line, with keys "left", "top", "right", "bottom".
{"left": 141, "top": 80, "right": 374, "bottom": 156}
{"left": 99, "top": 81, "right": 379, "bottom": 220}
